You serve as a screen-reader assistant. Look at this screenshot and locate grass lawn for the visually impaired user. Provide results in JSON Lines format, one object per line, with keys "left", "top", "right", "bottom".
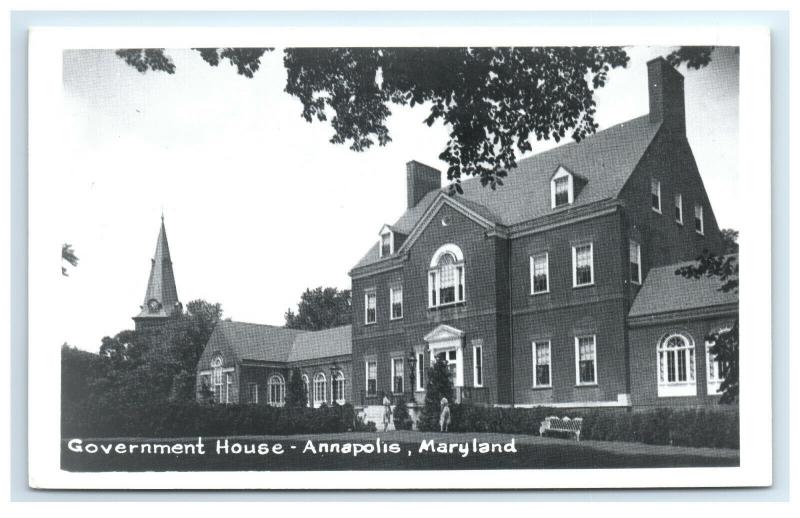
{"left": 61, "top": 431, "right": 739, "bottom": 472}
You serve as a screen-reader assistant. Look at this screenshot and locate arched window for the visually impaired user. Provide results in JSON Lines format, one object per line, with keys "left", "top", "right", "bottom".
{"left": 428, "top": 244, "right": 465, "bottom": 308}
{"left": 210, "top": 355, "right": 225, "bottom": 404}
{"left": 331, "top": 370, "right": 346, "bottom": 404}
{"left": 313, "top": 373, "right": 327, "bottom": 407}
{"left": 657, "top": 333, "right": 697, "bottom": 397}
{"left": 301, "top": 374, "right": 311, "bottom": 407}
{"left": 706, "top": 327, "right": 732, "bottom": 396}
{"left": 268, "top": 375, "right": 285, "bottom": 406}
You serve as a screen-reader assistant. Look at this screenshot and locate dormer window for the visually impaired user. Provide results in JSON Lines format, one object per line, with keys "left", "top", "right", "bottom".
{"left": 551, "top": 167, "right": 574, "bottom": 208}
{"left": 378, "top": 225, "right": 394, "bottom": 258}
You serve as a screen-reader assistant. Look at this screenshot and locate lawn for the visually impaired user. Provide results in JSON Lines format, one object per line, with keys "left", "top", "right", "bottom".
{"left": 61, "top": 431, "right": 739, "bottom": 472}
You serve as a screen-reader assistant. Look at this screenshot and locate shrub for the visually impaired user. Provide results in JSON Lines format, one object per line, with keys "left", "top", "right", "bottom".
{"left": 392, "top": 398, "right": 413, "bottom": 430}
{"left": 418, "top": 356, "right": 455, "bottom": 431}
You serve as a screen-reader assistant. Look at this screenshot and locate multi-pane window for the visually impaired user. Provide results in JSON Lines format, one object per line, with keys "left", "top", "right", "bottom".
{"left": 392, "top": 358, "right": 404, "bottom": 394}
{"left": 416, "top": 352, "right": 425, "bottom": 391}
{"left": 575, "top": 335, "right": 597, "bottom": 385}
{"left": 302, "top": 374, "right": 310, "bottom": 407}
{"left": 572, "top": 243, "right": 594, "bottom": 287}
{"left": 554, "top": 175, "right": 570, "bottom": 207}
{"left": 248, "top": 383, "right": 259, "bottom": 404}
{"left": 390, "top": 286, "right": 403, "bottom": 320}
{"left": 473, "top": 345, "right": 483, "bottom": 387}
{"left": 268, "top": 375, "right": 285, "bottom": 406}
{"left": 380, "top": 232, "right": 392, "bottom": 257}
{"left": 705, "top": 330, "right": 730, "bottom": 396}
{"left": 366, "top": 361, "right": 377, "bottom": 396}
{"left": 657, "top": 334, "right": 696, "bottom": 397}
{"left": 364, "top": 290, "right": 376, "bottom": 324}
{"left": 675, "top": 193, "right": 683, "bottom": 224}
{"left": 429, "top": 253, "right": 465, "bottom": 307}
{"left": 532, "top": 341, "right": 552, "bottom": 388}
{"left": 332, "top": 371, "right": 346, "bottom": 404}
{"left": 530, "top": 253, "right": 549, "bottom": 294}
{"left": 224, "top": 373, "right": 232, "bottom": 404}
{"left": 313, "top": 373, "right": 327, "bottom": 406}
{"left": 211, "top": 356, "right": 223, "bottom": 403}
{"left": 651, "top": 178, "right": 661, "bottom": 212}
{"left": 629, "top": 240, "right": 641, "bottom": 285}
{"left": 694, "top": 204, "right": 704, "bottom": 235}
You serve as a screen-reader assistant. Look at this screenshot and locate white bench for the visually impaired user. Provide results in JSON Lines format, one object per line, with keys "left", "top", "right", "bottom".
{"left": 539, "top": 416, "right": 583, "bottom": 442}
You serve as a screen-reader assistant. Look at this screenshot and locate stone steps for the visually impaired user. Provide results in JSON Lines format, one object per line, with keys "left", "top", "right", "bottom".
{"left": 360, "top": 405, "right": 395, "bottom": 431}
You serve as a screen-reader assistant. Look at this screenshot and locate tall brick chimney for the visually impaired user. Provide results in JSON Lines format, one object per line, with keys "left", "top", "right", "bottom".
{"left": 406, "top": 160, "right": 442, "bottom": 208}
{"left": 647, "top": 57, "right": 686, "bottom": 134}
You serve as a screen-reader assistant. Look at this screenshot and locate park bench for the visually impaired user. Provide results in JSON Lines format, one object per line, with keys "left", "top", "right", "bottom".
{"left": 539, "top": 416, "right": 583, "bottom": 442}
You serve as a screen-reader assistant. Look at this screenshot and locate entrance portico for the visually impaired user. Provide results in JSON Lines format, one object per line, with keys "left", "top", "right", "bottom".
{"left": 423, "top": 324, "right": 465, "bottom": 389}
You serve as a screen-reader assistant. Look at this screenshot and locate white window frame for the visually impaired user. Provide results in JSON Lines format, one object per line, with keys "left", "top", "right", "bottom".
{"left": 572, "top": 242, "right": 595, "bottom": 288}
{"left": 675, "top": 193, "right": 683, "bottom": 224}
{"left": 657, "top": 333, "right": 697, "bottom": 397}
{"left": 651, "top": 178, "right": 662, "bottom": 213}
{"left": 364, "top": 289, "right": 377, "bottom": 325}
{"left": 378, "top": 229, "right": 394, "bottom": 258}
{"left": 301, "top": 374, "right": 310, "bottom": 407}
{"left": 694, "top": 204, "right": 705, "bottom": 235}
{"left": 551, "top": 167, "right": 574, "bottom": 208}
{"left": 530, "top": 252, "right": 550, "bottom": 295}
{"left": 428, "top": 244, "right": 466, "bottom": 308}
{"left": 416, "top": 351, "right": 425, "bottom": 391}
{"left": 389, "top": 286, "right": 403, "bottom": 320}
{"left": 331, "top": 370, "right": 346, "bottom": 404}
{"left": 705, "top": 328, "right": 730, "bottom": 396}
{"left": 248, "top": 382, "right": 259, "bottom": 404}
{"left": 224, "top": 373, "right": 232, "bottom": 404}
{"left": 532, "top": 340, "right": 552, "bottom": 388}
{"left": 313, "top": 372, "right": 327, "bottom": 407}
{"left": 365, "top": 360, "right": 378, "bottom": 396}
{"left": 629, "top": 240, "right": 642, "bottom": 285}
{"left": 472, "top": 344, "right": 483, "bottom": 387}
{"left": 574, "top": 335, "right": 598, "bottom": 386}
{"left": 391, "top": 357, "right": 405, "bottom": 394}
{"left": 267, "top": 374, "right": 285, "bottom": 407}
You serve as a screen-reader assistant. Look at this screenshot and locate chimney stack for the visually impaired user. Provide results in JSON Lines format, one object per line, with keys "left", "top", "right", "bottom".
{"left": 647, "top": 57, "right": 686, "bottom": 134}
{"left": 406, "top": 160, "right": 442, "bottom": 208}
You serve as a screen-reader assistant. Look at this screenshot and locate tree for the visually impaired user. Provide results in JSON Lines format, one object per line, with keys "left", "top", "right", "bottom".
{"left": 285, "top": 367, "right": 308, "bottom": 408}
{"left": 392, "top": 397, "right": 413, "bottom": 431}
{"left": 418, "top": 355, "right": 455, "bottom": 431}
{"left": 720, "top": 228, "right": 739, "bottom": 254}
{"left": 284, "top": 287, "right": 352, "bottom": 331}
{"left": 675, "top": 253, "right": 738, "bottom": 403}
{"left": 62, "top": 243, "right": 78, "bottom": 276}
{"left": 170, "top": 299, "right": 223, "bottom": 372}
{"left": 116, "top": 46, "right": 713, "bottom": 191}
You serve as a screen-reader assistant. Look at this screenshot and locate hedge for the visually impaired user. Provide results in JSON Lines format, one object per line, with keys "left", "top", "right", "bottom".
{"left": 62, "top": 400, "right": 358, "bottom": 438}
{"left": 444, "top": 404, "right": 739, "bottom": 449}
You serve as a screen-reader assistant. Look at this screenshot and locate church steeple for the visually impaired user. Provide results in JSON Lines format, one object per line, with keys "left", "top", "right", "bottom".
{"left": 134, "top": 216, "right": 181, "bottom": 320}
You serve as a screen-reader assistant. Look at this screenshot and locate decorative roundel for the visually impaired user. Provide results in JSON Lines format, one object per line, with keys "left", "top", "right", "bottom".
{"left": 147, "top": 298, "right": 162, "bottom": 312}
{"left": 441, "top": 215, "right": 451, "bottom": 227}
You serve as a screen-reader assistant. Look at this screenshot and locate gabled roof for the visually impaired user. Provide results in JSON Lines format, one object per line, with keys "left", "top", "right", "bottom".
{"left": 205, "top": 321, "right": 351, "bottom": 365}
{"left": 352, "top": 114, "right": 661, "bottom": 271}
{"left": 628, "top": 257, "right": 738, "bottom": 318}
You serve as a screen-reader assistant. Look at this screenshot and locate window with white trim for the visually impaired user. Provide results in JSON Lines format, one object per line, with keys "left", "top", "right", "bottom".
{"left": 364, "top": 290, "right": 376, "bottom": 324}
{"left": 629, "top": 240, "right": 641, "bottom": 285}
{"left": 313, "top": 372, "right": 327, "bottom": 406}
{"left": 416, "top": 352, "right": 425, "bottom": 391}
{"left": 302, "top": 374, "right": 310, "bottom": 407}
{"left": 332, "top": 370, "right": 346, "bottom": 404}
{"left": 379, "top": 231, "right": 393, "bottom": 257}
{"left": 248, "top": 382, "right": 259, "bottom": 404}
{"left": 268, "top": 375, "right": 285, "bottom": 406}
{"left": 428, "top": 246, "right": 465, "bottom": 307}
{"left": 705, "top": 329, "right": 730, "bottom": 396}
{"left": 225, "top": 373, "right": 232, "bottom": 404}
{"left": 391, "top": 357, "right": 404, "bottom": 394}
{"left": 473, "top": 344, "right": 483, "bottom": 387}
{"left": 390, "top": 286, "right": 403, "bottom": 320}
{"left": 675, "top": 193, "right": 683, "bottom": 224}
{"left": 651, "top": 178, "right": 661, "bottom": 213}
{"left": 530, "top": 253, "right": 549, "bottom": 294}
{"left": 572, "top": 243, "right": 594, "bottom": 287}
{"left": 365, "top": 360, "right": 377, "bottom": 396}
{"left": 694, "top": 204, "right": 704, "bottom": 235}
{"left": 552, "top": 176, "right": 571, "bottom": 207}
{"left": 575, "top": 335, "right": 597, "bottom": 386}
{"left": 532, "top": 340, "right": 552, "bottom": 388}
{"left": 657, "top": 333, "right": 697, "bottom": 397}
{"left": 211, "top": 355, "right": 224, "bottom": 403}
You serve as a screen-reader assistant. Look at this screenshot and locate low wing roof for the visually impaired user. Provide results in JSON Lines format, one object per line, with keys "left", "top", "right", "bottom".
{"left": 628, "top": 258, "right": 738, "bottom": 317}
{"left": 352, "top": 114, "right": 661, "bottom": 271}
{"left": 287, "top": 325, "right": 352, "bottom": 362}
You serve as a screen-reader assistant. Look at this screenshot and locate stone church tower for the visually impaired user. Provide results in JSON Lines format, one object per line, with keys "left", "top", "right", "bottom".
{"left": 133, "top": 216, "right": 183, "bottom": 360}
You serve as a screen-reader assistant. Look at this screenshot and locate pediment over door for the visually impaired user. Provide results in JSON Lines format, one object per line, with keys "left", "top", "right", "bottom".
{"left": 423, "top": 324, "right": 464, "bottom": 343}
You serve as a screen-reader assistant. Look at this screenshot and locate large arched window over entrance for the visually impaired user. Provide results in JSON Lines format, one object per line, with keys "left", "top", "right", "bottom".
{"left": 268, "top": 374, "right": 285, "bottom": 406}
{"left": 428, "top": 244, "right": 465, "bottom": 308}
{"left": 313, "top": 372, "right": 327, "bottom": 407}
{"left": 657, "top": 333, "right": 697, "bottom": 397}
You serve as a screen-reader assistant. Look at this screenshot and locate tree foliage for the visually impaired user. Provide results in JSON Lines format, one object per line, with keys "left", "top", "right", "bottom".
{"left": 418, "top": 355, "right": 455, "bottom": 431}
{"left": 285, "top": 367, "right": 309, "bottom": 408}
{"left": 284, "top": 286, "right": 352, "bottom": 331}
{"left": 675, "top": 251, "right": 738, "bottom": 404}
{"left": 720, "top": 228, "right": 739, "bottom": 254}
{"left": 61, "top": 243, "right": 79, "bottom": 276}
{"left": 115, "top": 46, "right": 714, "bottom": 191}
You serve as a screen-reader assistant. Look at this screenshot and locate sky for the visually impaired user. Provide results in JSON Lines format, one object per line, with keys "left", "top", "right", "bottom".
{"left": 59, "top": 46, "right": 739, "bottom": 351}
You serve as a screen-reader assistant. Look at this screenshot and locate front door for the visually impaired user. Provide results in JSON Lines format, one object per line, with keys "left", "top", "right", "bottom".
{"left": 435, "top": 350, "right": 458, "bottom": 383}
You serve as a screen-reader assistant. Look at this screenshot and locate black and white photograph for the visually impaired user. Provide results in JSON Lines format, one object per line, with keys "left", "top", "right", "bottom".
{"left": 25, "top": 26, "right": 772, "bottom": 490}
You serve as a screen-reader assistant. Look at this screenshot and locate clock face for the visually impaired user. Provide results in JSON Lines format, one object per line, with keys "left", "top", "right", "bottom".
{"left": 147, "top": 298, "right": 161, "bottom": 312}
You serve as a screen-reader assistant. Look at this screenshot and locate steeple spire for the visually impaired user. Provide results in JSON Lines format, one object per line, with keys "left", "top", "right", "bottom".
{"left": 134, "top": 217, "right": 181, "bottom": 320}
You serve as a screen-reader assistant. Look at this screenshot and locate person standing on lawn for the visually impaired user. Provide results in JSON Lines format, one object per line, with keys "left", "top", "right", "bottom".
{"left": 439, "top": 398, "right": 451, "bottom": 432}
{"left": 382, "top": 394, "right": 392, "bottom": 432}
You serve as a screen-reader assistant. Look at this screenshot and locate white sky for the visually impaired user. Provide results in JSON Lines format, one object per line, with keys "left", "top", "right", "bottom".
{"left": 59, "top": 45, "right": 739, "bottom": 351}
